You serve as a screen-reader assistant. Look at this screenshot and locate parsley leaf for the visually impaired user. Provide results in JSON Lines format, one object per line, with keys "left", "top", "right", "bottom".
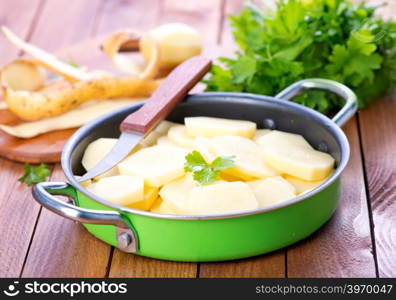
{"left": 18, "top": 163, "right": 51, "bottom": 186}
{"left": 184, "top": 151, "right": 235, "bottom": 185}
{"left": 204, "top": 0, "right": 396, "bottom": 114}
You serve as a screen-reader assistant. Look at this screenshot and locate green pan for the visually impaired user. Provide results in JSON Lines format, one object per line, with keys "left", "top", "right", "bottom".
{"left": 32, "top": 79, "right": 357, "bottom": 262}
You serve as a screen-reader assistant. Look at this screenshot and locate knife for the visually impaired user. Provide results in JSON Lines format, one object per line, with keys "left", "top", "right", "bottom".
{"left": 78, "top": 56, "right": 212, "bottom": 182}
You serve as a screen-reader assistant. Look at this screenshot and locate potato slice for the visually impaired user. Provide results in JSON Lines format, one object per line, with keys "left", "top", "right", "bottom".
{"left": 247, "top": 177, "right": 296, "bottom": 208}
{"left": 258, "top": 131, "right": 334, "bottom": 181}
{"left": 82, "top": 138, "right": 119, "bottom": 179}
{"left": 186, "top": 181, "right": 258, "bottom": 215}
{"left": 185, "top": 116, "right": 256, "bottom": 139}
{"left": 127, "top": 186, "right": 158, "bottom": 210}
{"left": 256, "top": 130, "right": 313, "bottom": 149}
{"left": 0, "top": 58, "right": 46, "bottom": 91}
{"left": 210, "top": 136, "right": 279, "bottom": 180}
{"left": 156, "top": 136, "right": 180, "bottom": 147}
{"left": 219, "top": 172, "right": 241, "bottom": 181}
{"left": 193, "top": 137, "right": 216, "bottom": 163}
{"left": 254, "top": 129, "right": 271, "bottom": 142}
{"left": 284, "top": 174, "right": 328, "bottom": 195}
{"left": 86, "top": 175, "right": 144, "bottom": 206}
{"left": 167, "top": 125, "right": 195, "bottom": 148}
{"left": 118, "top": 145, "right": 189, "bottom": 187}
{"left": 150, "top": 197, "right": 179, "bottom": 214}
{"left": 140, "top": 120, "right": 178, "bottom": 147}
{"left": 159, "top": 174, "right": 196, "bottom": 213}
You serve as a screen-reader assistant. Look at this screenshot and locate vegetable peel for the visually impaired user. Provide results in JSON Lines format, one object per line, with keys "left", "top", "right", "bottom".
{"left": 1, "top": 26, "right": 93, "bottom": 83}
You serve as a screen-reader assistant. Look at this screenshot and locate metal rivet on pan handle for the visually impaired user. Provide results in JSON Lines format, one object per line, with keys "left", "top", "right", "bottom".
{"left": 116, "top": 227, "right": 138, "bottom": 253}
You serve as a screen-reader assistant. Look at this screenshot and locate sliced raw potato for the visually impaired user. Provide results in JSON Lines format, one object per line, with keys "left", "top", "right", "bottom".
{"left": 156, "top": 136, "right": 180, "bottom": 147}
{"left": 79, "top": 179, "right": 91, "bottom": 188}
{"left": 81, "top": 136, "right": 142, "bottom": 180}
{"left": 186, "top": 181, "right": 258, "bottom": 215}
{"left": 127, "top": 186, "right": 158, "bottom": 210}
{"left": 254, "top": 129, "right": 271, "bottom": 141}
{"left": 140, "top": 120, "right": 178, "bottom": 147}
{"left": 159, "top": 174, "right": 196, "bottom": 213}
{"left": 167, "top": 125, "right": 195, "bottom": 148}
{"left": 150, "top": 197, "right": 178, "bottom": 214}
{"left": 258, "top": 131, "right": 334, "bottom": 181}
{"left": 140, "top": 23, "right": 202, "bottom": 69}
{"left": 219, "top": 172, "right": 241, "bottom": 181}
{"left": 118, "top": 145, "right": 189, "bottom": 187}
{"left": 193, "top": 137, "right": 216, "bottom": 163}
{"left": 82, "top": 138, "right": 119, "bottom": 179}
{"left": 0, "top": 58, "right": 46, "bottom": 91}
{"left": 271, "top": 176, "right": 297, "bottom": 194}
{"left": 284, "top": 174, "right": 329, "bottom": 194}
{"left": 210, "top": 136, "right": 279, "bottom": 180}
{"left": 154, "top": 120, "right": 178, "bottom": 135}
{"left": 247, "top": 177, "right": 296, "bottom": 208}
{"left": 185, "top": 116, "right": 256, "bottom": 139}
{"left": 86, "top": 175, "right": 144, "bottom": 206}
{"left": 256, "top": 130, "right": 313, "bottom": 149}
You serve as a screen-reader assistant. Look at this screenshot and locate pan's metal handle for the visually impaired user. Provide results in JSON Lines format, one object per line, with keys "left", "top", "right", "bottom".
{"left": 275, "top": 79, "right": 358, "bottom": 127}
{"left": 32, "top": 182, "right": 138, "bottom": 253}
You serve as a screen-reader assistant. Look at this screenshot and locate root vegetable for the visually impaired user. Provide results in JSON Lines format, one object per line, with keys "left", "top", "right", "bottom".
{"left": 3, "top": 76, "right": 160, "bottom": 121}
{"left": 0, "top": 58, "right": 46, "bottom": 91}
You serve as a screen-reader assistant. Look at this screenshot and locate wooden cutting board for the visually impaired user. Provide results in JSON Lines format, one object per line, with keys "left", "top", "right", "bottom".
{"left": 0, "top": 109, "right": 76, "bottom": 163}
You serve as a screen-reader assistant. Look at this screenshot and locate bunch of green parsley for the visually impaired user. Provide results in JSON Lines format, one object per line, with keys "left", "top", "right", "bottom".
{"left": 204, "top": 0, "right": 396, "bottom": 114}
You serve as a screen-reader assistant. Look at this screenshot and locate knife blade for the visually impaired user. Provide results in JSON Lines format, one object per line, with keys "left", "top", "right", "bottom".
{"left": 78, "top": 132, "right": 143, "bottom": 182}
{"left": 78, "top": 55, "right": 212, "bottom": 182}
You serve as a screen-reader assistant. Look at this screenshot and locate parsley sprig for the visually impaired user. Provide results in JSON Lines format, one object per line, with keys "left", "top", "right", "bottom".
{"left": 204, "top": 0, "right": 396, "bottom": 114}
{"left": 184, "top": 151, "right": 235, "bottom": 185}
{"left": 18, "top": 163, "right": 51, "bottom": 186}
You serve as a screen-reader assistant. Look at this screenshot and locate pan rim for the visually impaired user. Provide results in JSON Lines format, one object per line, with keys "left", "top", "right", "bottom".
{"left": 61, "top": 92, "right": 350, "bottom": 220}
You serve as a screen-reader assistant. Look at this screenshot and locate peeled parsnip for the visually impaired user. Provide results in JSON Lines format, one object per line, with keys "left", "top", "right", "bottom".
{"left": 0, "top": 58, "right": 46, "bottom": 91}
{"left": 3, "top": 76, "right": 160, "bottom": 121}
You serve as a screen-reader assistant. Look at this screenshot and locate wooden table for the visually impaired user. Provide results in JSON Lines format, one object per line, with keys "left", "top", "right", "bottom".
{"left": 0, "top": 0, "right": 395, "bottom": 278}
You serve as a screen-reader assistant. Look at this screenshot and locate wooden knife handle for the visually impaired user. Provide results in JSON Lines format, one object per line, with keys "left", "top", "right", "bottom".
{"left": 120, "top": 56, "right": 212, "bottom": 133}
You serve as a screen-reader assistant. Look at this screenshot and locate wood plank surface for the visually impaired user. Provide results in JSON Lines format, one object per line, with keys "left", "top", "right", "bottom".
{"left": 20, "top": 0, "right": 112, "bottom": 278}
{"left": 199, "top": 0, "right": 286, "bottom": 278}
{"left": 109, "top": 252, "right": 197, "bottom": 278}
{"left": 355, "top": 0, "right": 396, "bottom": 278}
{"left": 287, "top": 118, "right": 376, "bottom": 277}
{"left": 358, "top": 98, "right": 396, "bottom": 278}
{"left": 0, "top": 0, "right": 46, "bottom": 278}
{"left": 22, "top": 166, "right": 111, "bottom": 277}
{"left": 199, "top": 253, "right": 285, "bottom": 278}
